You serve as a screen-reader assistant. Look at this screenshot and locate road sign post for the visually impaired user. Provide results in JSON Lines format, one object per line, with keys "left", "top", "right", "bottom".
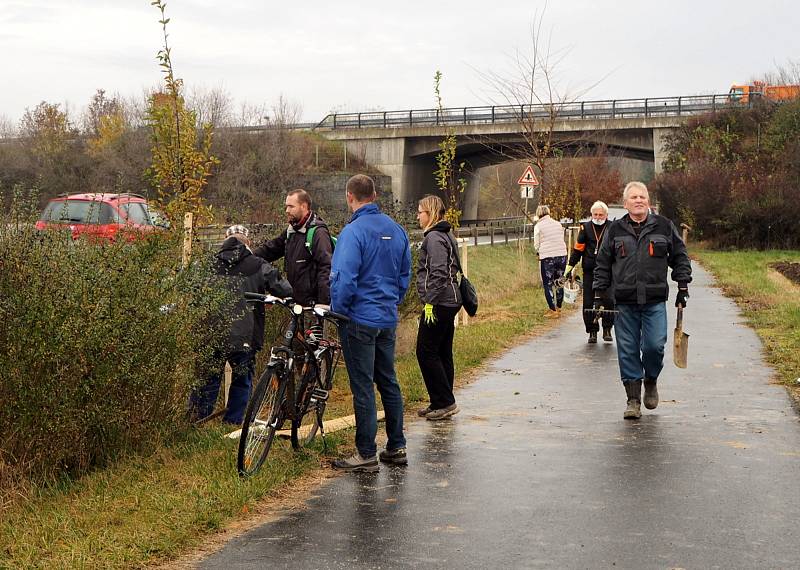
{"left": 517, "top": 166, "right": 540, "bottom": 243}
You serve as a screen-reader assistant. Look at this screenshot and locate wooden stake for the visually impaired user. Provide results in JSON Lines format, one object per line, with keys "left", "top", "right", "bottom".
{"left": 182, "top": 212, "right": 194, "bottom": 268}
{"left": 460, "top": 239, "right": 469, "bottom": 326}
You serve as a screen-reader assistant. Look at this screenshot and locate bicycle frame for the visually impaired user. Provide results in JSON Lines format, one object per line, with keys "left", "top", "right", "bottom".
{"left": 243, "top": 293, "right": 347, "bottom": 442}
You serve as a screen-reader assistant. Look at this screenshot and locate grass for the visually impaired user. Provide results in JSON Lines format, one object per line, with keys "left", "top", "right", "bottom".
{"left": 694, "top": 248, "right": 800, "bottom": 391}
{"left": 0, "top": 243, "right": 560, "bottom": 569}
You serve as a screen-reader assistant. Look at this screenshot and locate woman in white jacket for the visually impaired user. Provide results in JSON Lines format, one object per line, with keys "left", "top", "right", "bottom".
{"left": 533, "top": 205, "right": 568, "bottom": 318}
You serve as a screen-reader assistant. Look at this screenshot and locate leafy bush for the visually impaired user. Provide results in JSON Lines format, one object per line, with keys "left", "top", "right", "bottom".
{"left": 654, "top": 99, "right": 800, "bottom": 248}
{"left": 0, "top": 204, "right": 231, "bottom": 487}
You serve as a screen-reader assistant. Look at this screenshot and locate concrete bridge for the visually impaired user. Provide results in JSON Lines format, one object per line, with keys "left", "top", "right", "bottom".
{"left": 318, "top": 94, "right": 741, "bottom": 217}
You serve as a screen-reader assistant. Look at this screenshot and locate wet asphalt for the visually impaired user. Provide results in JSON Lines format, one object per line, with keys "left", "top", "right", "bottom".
{"left": 199, "top": 266, "right": 800, "bottom": 569}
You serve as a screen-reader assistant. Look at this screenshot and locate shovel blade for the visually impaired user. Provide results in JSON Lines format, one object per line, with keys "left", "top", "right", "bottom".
{"left": 673, "top": 306, "right": 689, "bottom": 368}
{"left": 673, "top": 329, "right": 689, "bottom": 368}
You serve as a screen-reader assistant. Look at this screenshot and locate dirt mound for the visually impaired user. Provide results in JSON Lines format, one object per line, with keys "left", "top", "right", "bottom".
{"left": 770, "top": 262, "right": 800, "bottom": 285}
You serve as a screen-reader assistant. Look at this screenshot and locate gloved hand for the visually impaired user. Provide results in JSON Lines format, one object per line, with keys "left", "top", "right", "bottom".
{"left": 423, "top": 303, "right": 437, "bottom": 325}
{"left": 675, "top": 288, "right": 689, "bottom": 308}
{"left": 564, "top": 265, "right": 573, "bottom": 279}
{"left": 593, "top": 295, "right": 604, "bottom": 312}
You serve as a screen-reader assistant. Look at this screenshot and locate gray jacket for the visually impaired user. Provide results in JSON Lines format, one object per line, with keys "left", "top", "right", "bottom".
{"left": 416, "top": 221, "right": 462, "bottom": 307}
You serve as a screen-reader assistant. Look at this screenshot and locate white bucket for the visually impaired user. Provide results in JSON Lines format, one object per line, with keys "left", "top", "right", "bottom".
{"left": 563, "top": 281, "right": 580, "bottom": 304}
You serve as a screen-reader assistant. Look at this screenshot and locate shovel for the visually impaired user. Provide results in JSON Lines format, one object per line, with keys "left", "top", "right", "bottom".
{"left": 673, "top": 306, "right": 689, "bottom": 368}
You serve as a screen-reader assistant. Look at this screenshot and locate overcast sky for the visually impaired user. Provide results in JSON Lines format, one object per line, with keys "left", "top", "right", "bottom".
{"left": 2, "top": 0, "right": 799, "bottom": 126}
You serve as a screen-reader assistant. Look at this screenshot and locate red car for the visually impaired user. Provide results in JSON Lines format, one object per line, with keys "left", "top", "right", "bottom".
{"left": 36, "top": 193, "right": 162, "bottom": 242}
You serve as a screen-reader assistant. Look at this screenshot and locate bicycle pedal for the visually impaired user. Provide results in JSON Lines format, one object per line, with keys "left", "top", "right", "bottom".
{"left": 311, "top": 388, "right": 329, "bottom": 401}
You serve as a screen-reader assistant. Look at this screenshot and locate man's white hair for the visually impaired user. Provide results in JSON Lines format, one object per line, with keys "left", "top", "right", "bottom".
{"left": 590, "top": 201, "right": 609, "bottom": 214}
{"left": 622, "top": 181, "right": 649, "bottom": 202}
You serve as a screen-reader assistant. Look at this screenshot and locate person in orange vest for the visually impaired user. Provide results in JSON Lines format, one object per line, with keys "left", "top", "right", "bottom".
{"left": 565, "top": 201, "right": 615, "bottom": 343}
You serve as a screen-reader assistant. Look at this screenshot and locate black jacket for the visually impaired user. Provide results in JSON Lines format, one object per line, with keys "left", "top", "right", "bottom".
{"left": 593, "top": 213, "right": 692, "bottom": 305}
{"left": 253, "top": 212, "right": 332, "bottom": 306}
{"left": 215, "top": 237, "right": 292, "bottom": 352}
{"left": 568, "top": 220, "right": 609, "bottom": 272}
{"left": 416, "top": 221, "right": 462, "bottom": 307}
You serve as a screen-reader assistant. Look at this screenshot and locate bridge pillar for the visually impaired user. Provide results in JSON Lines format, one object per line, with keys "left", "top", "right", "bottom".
{"left": 463, "top": 171, "right": 480, "bottom": 220}
{"left": 652, "top": 127, "right": 671, "bottom": 175}
{"left": 342, "top": 138, "right": 415, "bottom": 204}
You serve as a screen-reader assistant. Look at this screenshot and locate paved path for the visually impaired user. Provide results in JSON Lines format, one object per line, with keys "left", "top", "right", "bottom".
{"left": 200, "top": 266, "right": 800, "bottom": 569}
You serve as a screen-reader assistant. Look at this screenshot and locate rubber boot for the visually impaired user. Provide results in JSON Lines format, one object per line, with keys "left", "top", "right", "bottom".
{"left": 588, "top": 331, "right": 597, "bottom": 344}
{"left": 623, "top": 379, "right": 642, "bottom": 420}
{"left": 643, "top": 378, "right": 659, "bottom": 410}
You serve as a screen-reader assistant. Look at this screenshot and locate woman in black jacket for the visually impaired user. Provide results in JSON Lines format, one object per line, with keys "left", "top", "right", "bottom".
{"left": 565, "top": 201, "right": 614, "bottom": 343}
{"left": 415, "top": 195, "right": 462, "bottom": 421}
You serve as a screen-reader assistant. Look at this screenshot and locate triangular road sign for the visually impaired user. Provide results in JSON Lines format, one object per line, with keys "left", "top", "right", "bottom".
{"left": 517, "top": 165, "right": 539, "bottom": 186}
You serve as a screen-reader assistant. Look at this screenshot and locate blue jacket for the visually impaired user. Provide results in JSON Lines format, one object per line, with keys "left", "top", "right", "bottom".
{"left": 330, "top": 203, "right": 411, "bottom": 328}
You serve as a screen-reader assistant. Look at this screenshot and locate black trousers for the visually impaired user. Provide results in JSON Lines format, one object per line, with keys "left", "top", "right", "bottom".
{"left": 416, "top": 304, "right": 460, "bottom": 409}
{"left": 582, "top": 268, "right": 615, "bottom": 333}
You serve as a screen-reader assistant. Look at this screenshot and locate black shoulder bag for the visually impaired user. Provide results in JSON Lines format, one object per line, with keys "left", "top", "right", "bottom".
{"left": 446, "top": 234, "right": 478, "bottom": 317}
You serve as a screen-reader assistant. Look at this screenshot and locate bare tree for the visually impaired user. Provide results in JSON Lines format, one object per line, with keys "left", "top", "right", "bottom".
{"left": 235, "top": 101, "right": 269, "bottom": 127}
{"left": 268, "top": 95, "right": 303, "bottom": 127}
{"left": 473, "top": 6, "right": 603, "bottom": 222}
{"left": 0, "top": 115, "right": 16, "bottom": 139}
{"left": 754, "top": 59, "right": 800, "bottom": 86}
{"left": 187, "top": 85, "right": 234, "bottom": 128}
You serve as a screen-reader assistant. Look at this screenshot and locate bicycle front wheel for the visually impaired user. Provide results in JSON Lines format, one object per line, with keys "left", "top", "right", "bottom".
{"left": 237, "top": 364, "right": 287, "bottom": 477}
{"left": 291, "top": 352, "right": 333, "bottom": 448}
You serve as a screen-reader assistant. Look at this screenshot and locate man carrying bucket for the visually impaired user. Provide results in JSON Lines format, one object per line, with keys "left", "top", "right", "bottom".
{"left": 565, "top": 201, "right": 614, "bottom": 344}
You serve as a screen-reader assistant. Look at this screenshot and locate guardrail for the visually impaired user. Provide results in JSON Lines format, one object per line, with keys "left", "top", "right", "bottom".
{"left": 315, "top": 93, "right": 748, "bottom": 130}
{"left": 460, "top": 216, "right": 527, "bottom": 228}
{"left": 197, "top": 220, "right": 575, "bottom": 250}
{"left": 409, "top": 223, "right": 537, "bottom": 246}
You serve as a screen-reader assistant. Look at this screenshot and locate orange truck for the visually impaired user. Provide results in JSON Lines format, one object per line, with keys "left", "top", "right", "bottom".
{"left": 729, "top": 81, "right": 800, "bottom": 103}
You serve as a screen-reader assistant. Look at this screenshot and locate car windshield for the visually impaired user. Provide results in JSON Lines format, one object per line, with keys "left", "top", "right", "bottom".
{"left": 118, "top": 201, "right": 153, "bottom": 225}
{"left": 40, "top": 200, "right": 118, "bottom": 224}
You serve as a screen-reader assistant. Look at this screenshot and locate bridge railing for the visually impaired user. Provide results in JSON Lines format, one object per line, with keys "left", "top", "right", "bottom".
{"left": 315, "top": 94, "right": 745, "bottom": 130}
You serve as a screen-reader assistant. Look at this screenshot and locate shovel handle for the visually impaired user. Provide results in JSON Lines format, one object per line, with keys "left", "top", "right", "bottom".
{"left": 676, "top": 306, "right": 683, "bottom": 329}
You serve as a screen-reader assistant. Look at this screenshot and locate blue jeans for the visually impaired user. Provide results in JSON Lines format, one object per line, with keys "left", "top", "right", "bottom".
{"left": 340, "top": 321, "right": 406, "bottom": 457}
{"left": 541, "top": 256, "right": 567, "bottom": 310}
{"left": 190, "top": 349, "right": 254, "bottom": 425}
{"left": 615, "top": 303, "right": 667, "bottom": 384}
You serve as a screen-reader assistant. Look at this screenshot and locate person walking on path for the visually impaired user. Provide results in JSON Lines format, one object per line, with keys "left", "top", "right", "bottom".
{"left": 414, "top": 195, "right": 462, "bottom": 421}
{"left": 533, "top": 205, "right": 568, "bottom": 318}
{"left": 565, "top": 201, "right": 615, "bottom": 344}
{"left": 190, "top": 225, "right": 292, "bottom": 425}
{"left": 253, "top": 189, "right": 333, "bottom": 308}
{"left": 330, "top": 175, "right": 412, "bottom": 472}
{"left": 593, "top": 182, "right": 692, "bottom": 420}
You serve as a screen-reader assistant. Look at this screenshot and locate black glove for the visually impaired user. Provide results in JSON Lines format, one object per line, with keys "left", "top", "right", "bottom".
{"left": 675, "top": 288, "right": 689, "bottom": 308}
{"left": 564, "top": 266, "right": 573, "bottom": 279}
{"left": 593, "top": 295, "right": 604, "bottom": 312}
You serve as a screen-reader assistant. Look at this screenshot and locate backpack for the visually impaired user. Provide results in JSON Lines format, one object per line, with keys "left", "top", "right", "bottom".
{"left": 305, "top": 225, "right": 337, "bottom": 254}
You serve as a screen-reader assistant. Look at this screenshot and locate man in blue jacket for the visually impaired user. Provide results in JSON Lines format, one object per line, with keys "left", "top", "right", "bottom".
{"left": 331, "top": 174, "right": 412, "bottom": 472}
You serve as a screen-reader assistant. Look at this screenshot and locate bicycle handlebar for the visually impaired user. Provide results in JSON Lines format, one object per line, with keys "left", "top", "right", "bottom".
{"left": 243, "top": 292, "right": 350, "bottom": 324}
{"left": 313, "top": 306, "right": 350, "bottom": 323}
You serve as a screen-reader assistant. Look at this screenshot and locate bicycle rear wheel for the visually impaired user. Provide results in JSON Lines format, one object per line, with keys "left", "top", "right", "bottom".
{"left": 291, "top": 351, "right": 333, "bottom": 448}
{"left": 237, "top": 364, "right": 287, "bottom": 477}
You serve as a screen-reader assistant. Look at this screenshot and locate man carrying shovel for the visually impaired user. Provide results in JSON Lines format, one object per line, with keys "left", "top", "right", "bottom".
{"left": 593, "top": 182, "right": 692, "bottom": 419}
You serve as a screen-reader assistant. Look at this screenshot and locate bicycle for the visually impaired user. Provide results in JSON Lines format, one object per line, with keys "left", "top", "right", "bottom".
{"left": 236, "top": 293, "right": 349, "bottom": 477}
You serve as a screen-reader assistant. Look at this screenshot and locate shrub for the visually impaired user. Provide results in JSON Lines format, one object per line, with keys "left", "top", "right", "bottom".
{"left": 0, "top": 204, "right": 231, "bottom": 487}
{"left": 654, "top": 99, "right": 800, "bottom": 248}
